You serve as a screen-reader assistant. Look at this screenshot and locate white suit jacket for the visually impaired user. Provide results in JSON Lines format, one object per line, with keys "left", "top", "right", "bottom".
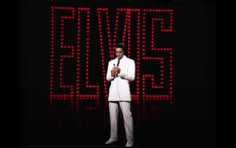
{"left": 106, "top": 55, "right": 135, "bottom": 101}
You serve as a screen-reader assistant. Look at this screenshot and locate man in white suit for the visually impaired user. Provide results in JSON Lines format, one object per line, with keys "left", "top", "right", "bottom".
{"left": 105, "top": 43, "right": 135, "bottom": 147}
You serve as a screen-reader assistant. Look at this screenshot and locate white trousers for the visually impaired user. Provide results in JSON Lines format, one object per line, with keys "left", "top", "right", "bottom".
{"left": 108, "top": 101, "right": 134, "bottom": 142}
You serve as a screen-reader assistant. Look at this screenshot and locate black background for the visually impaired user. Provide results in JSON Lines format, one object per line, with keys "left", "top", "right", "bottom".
{"left": 20, "top": 0, "right": 215, "bottom": 147}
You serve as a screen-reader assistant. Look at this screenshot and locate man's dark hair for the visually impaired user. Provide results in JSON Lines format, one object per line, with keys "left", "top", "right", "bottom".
{"left": 115, "top": 43, "right": 126, "bottom": 54}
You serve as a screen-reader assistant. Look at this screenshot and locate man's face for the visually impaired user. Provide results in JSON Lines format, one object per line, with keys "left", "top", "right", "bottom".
{"left": 115, "top": 48, "right": 124, "bottom": 59}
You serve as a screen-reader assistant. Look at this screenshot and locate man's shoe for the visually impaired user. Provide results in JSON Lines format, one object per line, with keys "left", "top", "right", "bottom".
{"left": 105, "top": 138, "right": 118, "bottom": 144}
{"left": 125, "top": 140, "right": 134, "bottom": 147}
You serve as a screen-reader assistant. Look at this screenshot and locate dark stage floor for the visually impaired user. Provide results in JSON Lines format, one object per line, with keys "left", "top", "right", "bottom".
{"left": 20, "top": 119, "right": 215, "bottom": 148}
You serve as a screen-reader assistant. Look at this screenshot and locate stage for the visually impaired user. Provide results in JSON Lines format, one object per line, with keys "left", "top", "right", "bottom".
{"left": 20, "top": 0, "right": 215, "bottom": 147}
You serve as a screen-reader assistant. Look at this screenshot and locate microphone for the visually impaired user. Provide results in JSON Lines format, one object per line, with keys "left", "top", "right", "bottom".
{"left": 113, "top": 59, "right": 120, "bottom": 77}
{"left": 113, "top": 63, "right": 117, "bottom": 77}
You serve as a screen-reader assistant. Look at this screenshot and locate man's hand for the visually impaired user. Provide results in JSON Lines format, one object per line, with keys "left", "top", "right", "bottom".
{"left": 111, "top": 69, "right": 116, "bottom": 76}
{"left": 114, "top": 67, "right": 120, "bottom": 73}
{"left": 111, "top": 67, "right": 120, "bottom": 76}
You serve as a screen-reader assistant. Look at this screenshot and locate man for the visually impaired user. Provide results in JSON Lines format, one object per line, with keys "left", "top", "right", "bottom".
{"left": 105, "top": 43, "right": 135, "bottom": 147}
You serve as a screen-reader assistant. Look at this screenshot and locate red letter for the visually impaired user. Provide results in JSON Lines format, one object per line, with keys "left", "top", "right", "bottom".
{"left": 49, "top": 6, "right": 75, "bottom": 108}
{"left": 76, "top": 8, "right": 100, "bottom": 113}
{"left": 142, "top": 9, "right": 174, "bottom": 119}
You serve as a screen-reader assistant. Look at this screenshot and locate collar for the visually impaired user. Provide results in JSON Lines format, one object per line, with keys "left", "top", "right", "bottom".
{"left": 115, "top": 55, "right": 127, "bottom": 61}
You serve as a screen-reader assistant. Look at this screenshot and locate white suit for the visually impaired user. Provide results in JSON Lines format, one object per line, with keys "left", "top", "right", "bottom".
{"left": 106, "top": 55, "right": 135, "bottom": 147}
{"left": 106, "top": 55, "right": 136, "bottom": 101}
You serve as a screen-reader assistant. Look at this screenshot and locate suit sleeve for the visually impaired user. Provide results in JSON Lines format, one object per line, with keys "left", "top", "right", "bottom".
{"left": 118, "top": 60, "right": 136, "bottom": 81}
{"left": 106, "top": 61, "right": 115, "bottom": 81}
